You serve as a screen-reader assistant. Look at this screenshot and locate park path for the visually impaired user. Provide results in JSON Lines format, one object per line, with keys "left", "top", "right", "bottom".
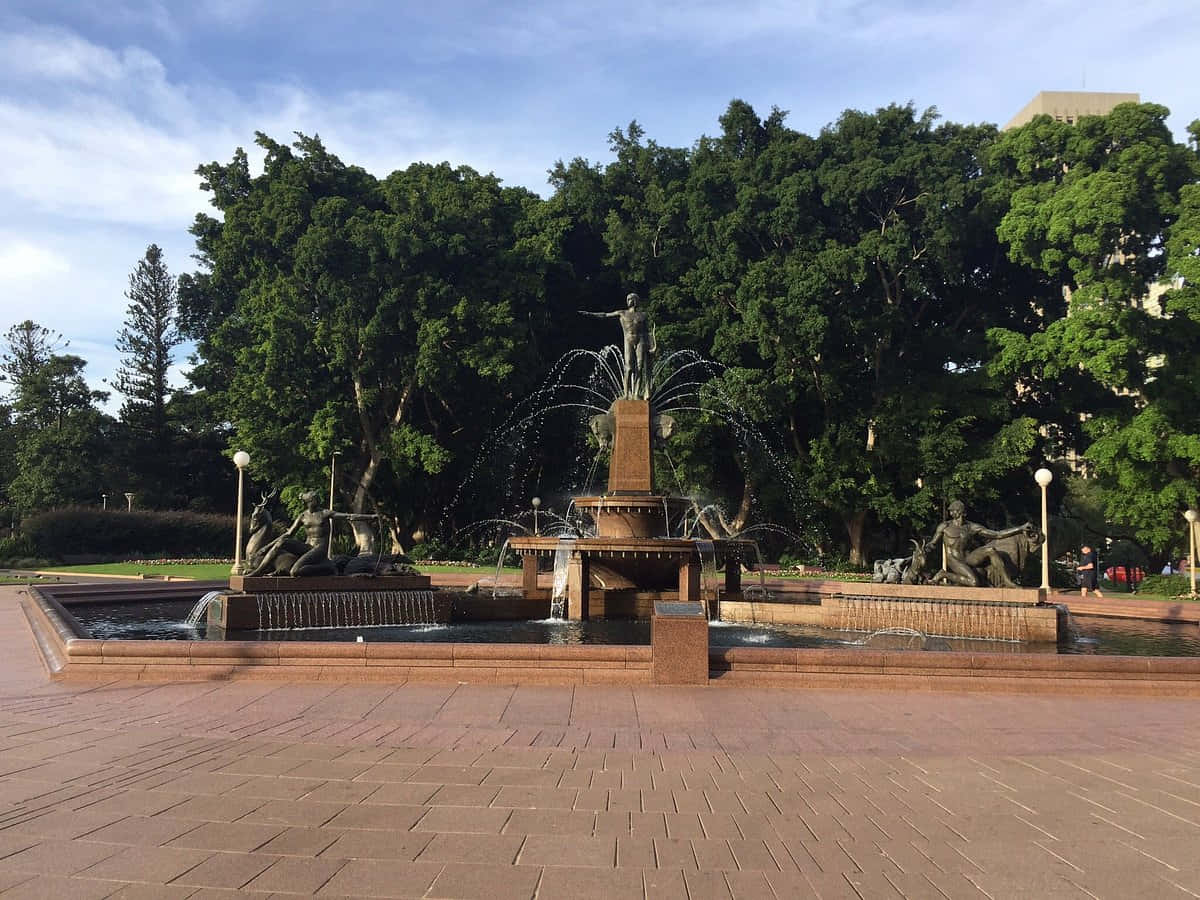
{"left": 0, "top": 586, "right": 1199, "bottom": 897}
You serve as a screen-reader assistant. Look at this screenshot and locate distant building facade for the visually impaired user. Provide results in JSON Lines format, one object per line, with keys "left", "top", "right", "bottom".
{"left": 1004, "top": 91, "right": 1140, "bottom": 130}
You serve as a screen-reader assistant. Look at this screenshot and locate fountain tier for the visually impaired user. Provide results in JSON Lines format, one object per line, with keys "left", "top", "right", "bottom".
{"left": 509, "top": 397, "right": 751, "bottom": 619}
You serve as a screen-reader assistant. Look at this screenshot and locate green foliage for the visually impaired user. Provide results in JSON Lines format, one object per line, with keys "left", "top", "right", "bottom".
{"left": 112, "top": 244, "right": 185, "bottom": 506}
{"left": 182, "top": 134, "right": 558, "bottom": 540}
{"left": 987, "top": 104, "right": 1200, "bottom": 555}
{"left": 629, "top": 101, "right": 1041, "bottom": 561}
{"left": 0, "top": 98, "right": 1188, "bottom": 565}
{"left": 22, "top": 507, "right": 235, "bottom": 560}
{"left": 0, "top": 534, "right": 37, "bottom": 560}
{"left": 1138, "top": 573, "right": 1191, "bottom": 598}
{"left": 114, "top": 244, "right": 181, "bottom": 428}
{"left": 0, "top": 332, "right": 113, "bottom": 511}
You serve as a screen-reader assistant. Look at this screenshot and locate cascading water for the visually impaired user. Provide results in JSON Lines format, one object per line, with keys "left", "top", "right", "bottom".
{"left": 834, "top": 594, "right": 1026, "bottom": 642}
{"left": 549, "top": 540, "right": 574, "bottom": 619}
{"left": 250, "top": 590, "right": 441, "bottom": 630}
{"left": 185, "top": 590, "right": 227, "bottom": 628}
{"left": 492, "top": 537, "right": 513, "bottom": 603}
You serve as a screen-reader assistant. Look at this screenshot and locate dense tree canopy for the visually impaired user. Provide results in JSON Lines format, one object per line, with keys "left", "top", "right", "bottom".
{"left": 987, "top": 104, "right": 1200, "bottom": 555}
{"left": 179, "top": 134, "right": 559, "bottom": 546}
{"left": 2, "top": 99, "right": 1197, "bottom": 569}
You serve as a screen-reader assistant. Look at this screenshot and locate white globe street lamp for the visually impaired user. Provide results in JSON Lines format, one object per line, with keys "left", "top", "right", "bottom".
{"left": 1034, "top": 468, "right": 1053, "bottom": 592}
{"left": 531, "top": 497, "right": 542, "bottom": 536}
{"left": 1185, "top": 508, "right": 1199, "bottom": 598}
{"left": 232, "top": 451, "right": 251, "bottom": 575}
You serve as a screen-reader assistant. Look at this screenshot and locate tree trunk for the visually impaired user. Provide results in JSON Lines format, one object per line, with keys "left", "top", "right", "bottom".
{"left": 730, "top": 474, "right": 753, "bottom": 535}
{"left": 692, "top": 503, "right": 725, "bottom": 540}
{"left": 349, "top": 519, "right": 377, "bottom": 555}
{"left": 845, "top": 509, "right": 868, "bottom": 567}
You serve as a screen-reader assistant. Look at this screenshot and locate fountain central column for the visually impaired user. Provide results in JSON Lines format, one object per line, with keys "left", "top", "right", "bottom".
{"left": 608, "top": 398, "right": 653, "bottom": 493}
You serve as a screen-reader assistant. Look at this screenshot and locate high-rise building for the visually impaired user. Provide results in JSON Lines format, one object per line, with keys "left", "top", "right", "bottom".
{"left": 1004, "top": 90, "right": 1140, "bottom": 130}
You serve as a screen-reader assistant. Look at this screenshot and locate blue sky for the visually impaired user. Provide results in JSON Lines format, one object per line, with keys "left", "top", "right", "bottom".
{"left": 1, "top": 0, "right": 1197, "bottom": 407}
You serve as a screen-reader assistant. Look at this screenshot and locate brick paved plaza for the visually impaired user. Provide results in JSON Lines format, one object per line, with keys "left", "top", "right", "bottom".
{"left": 2, "top": 587, "right": 1200, "bottom": 898}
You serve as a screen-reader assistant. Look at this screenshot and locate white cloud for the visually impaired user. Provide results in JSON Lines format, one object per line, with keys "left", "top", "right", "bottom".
{"left": 0, "top": 238, "right": 70, "bottom": 282}
{"left": 0, "top": 20, "right": 568, "bottom": 406}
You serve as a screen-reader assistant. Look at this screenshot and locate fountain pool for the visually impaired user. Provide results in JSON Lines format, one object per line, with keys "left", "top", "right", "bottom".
{"left": 61, "top": 590, "right": 1200, "bottom": 658}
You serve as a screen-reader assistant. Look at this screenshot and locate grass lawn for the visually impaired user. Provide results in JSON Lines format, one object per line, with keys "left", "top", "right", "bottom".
{"left": 42, "top": 562, "right": 519, "bottom": 580}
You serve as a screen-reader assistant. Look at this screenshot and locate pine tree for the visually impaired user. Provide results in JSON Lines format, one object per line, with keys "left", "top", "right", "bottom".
{"left": 0, "top": 320, "right": 66, "bottom": 402}
{"left": 114, "top": 244, "right": 181, "bottom": 440}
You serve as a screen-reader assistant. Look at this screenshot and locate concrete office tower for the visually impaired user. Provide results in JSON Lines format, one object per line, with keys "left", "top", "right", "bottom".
{"left": 1005, "top": 90, "right": 1140, "bottom": 130}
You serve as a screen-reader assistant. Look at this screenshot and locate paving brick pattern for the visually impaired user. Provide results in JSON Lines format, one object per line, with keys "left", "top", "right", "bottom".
{"left": 3, "top": 588, "right": 1200, "bottom": 897}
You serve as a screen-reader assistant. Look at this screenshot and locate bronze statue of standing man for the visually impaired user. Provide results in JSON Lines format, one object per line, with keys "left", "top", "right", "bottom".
{"left": 581, "top": 293, "right": 654, "bottom": 399}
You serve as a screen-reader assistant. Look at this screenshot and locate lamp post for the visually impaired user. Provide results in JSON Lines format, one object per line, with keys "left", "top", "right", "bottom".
{"left": 531, "top": 497, "right": 541, "bottom": 536}
{"left": 124, "top": 492, "right": 134, "bottom": 512}
{"left": 328, "top": 451, "right": 342, "bottom": 555}
{"left": 1034, "top": 468, "right": 1053, "bottom": 591}
{"left": 232, "top": 451, "right": 251, "bottom": 575}
{"left": 101, "top": 493, "right": 107, "bottom": 511}
{"left": 1186, "top": 508, "right": 1199, "bottom": 598}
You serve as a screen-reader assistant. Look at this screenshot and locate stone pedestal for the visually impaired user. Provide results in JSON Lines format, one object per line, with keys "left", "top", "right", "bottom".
{"left": 567, "top": 555, "right": 590, "bottom": 620}
{"left": 679, "top": 559, "right": 700, "bottom": 603}
{"left": 651, "top": 600, "right": 708, "bottom": 685}
{"left": 521, "top": 555, "right": 539, "bottom": 596}
{"left": 608, "top": 398, "right": 653, "bottom": 493}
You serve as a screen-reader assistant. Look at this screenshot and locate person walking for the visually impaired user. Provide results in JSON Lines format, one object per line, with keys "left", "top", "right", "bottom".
{"left": 1076, "top": 544, "right": 1104, "bottom": 599}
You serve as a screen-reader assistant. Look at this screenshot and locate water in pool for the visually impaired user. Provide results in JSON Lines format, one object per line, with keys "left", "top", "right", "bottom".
{"left": 63, "top": 597, "right": 1200, "bottom": 657}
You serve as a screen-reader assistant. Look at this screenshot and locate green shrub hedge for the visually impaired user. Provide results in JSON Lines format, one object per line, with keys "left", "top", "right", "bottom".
{"left": 1137, "top": 573, "right": 1191, "bottom": 598}
{"left": 0, "top": 534, "right": 38, "bottom": 560}
{"left": 22, "top": 507, "right": 236, "bottom": 561}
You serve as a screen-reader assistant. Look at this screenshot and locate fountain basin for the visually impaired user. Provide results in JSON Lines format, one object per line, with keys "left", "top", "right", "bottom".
{"left": 23, "top": 583, "right": 1200, "bottom": 695}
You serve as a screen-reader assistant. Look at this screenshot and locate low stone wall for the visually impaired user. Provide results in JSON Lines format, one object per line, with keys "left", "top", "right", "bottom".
{"left": 709, "top": 646, "right": 1200, "bottom": 695}
{"left": 728, "top": 578, "right": 1044, "bottom": 604}
{"left": 22, "top": 589, "right": 651, "bottom": 684}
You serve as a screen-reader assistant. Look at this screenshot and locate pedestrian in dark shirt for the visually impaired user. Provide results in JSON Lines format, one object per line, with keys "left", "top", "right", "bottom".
{"left": 1076, "top": 544, "right": 1104, "bottom": 599}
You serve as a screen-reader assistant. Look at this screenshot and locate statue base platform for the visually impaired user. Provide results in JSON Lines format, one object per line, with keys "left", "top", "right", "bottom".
{"left": 229, "top": 574, "right": 432, "bottom": 593}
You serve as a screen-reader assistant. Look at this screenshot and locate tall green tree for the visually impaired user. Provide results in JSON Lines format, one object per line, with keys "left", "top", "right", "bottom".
{"left": 112, "top": 244, "right": 183, "bottom": 506}
{"left": 0, "top": 323, "right": 111, "bottom": 510}
{"left": 987, "top": 104, "right": 1200, "bottom": 557}
{"left": 114, "top": 245, "right": 181, "bottom": 439}
{"left": 544, "top": 101, "right": 1048, "bottom": 562}
{"left": 181, "top": 133, "right": 558, "bottom": 543}
{"left": 0, "top": 321, "right": 66, "bottom": 396}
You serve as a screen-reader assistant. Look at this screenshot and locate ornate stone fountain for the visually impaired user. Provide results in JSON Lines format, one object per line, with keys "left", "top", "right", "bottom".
{"left": 508, "top": 294, "right": 751, "bottom": 621}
